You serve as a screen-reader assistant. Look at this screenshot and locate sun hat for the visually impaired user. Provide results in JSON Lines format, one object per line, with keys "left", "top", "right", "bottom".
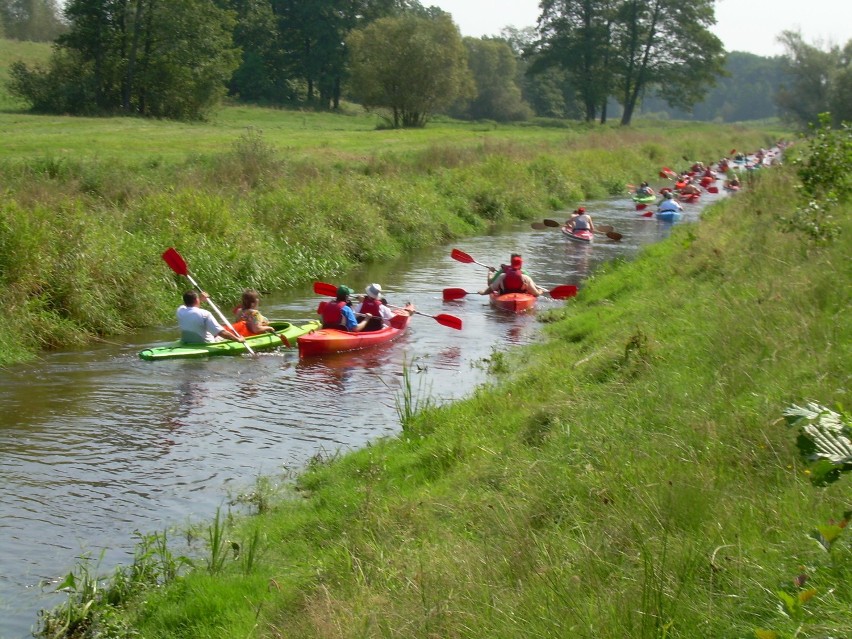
{"left": 511, "top": 255, "right": 523, "bottom": 268}
{"left": 365, "top": 283, "right": 383, "bottom": 299}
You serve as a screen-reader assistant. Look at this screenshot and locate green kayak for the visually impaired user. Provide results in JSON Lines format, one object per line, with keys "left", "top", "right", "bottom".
{"left": 138, "top": 320, "right": 321, "bottom": 361}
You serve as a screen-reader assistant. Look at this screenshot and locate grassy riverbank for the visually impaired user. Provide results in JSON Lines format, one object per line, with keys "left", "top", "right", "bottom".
{"left": 0, "top": 107, "right": 778, "bottom": 365}
{"left": 39, "top": 161, "right": 850, "bottom": 637}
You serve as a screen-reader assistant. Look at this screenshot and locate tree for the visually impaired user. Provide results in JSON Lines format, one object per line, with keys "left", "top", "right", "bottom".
{"left": 534, "top": 0, "right": 615, "bottom": 122}
{"left": 8, "top": 0, "right": 240, "bottom": 120}
{"left": 776, "top": 31, "right": 852, "bottom": 129}
{"left": 0, "top": 0, "right": 66, "bottom": 41}
{"left": 531, "top": 0, "right": 725, "bottom": 125}
{"left": 346, "top": 13, "right": 474, "bottom": 127}
{"left": 452, "top": 36, "right": 531, "bottom": 121}
{"left": 611, "top": 0, "right": 725, "bottom": 125}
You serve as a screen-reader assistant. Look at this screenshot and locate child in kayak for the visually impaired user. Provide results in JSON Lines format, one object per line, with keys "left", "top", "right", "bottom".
{"left": 232, "top": 289, "right": 276, "bottom": 336}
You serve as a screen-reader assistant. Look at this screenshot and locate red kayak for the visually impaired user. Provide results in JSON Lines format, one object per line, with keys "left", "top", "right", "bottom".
{"left": 297, "top": 310, "right": 410, "bottom": 357}
{"left": 679, "top": 192, "right": 700, "bottom": 203}
{"left": 561, "top": 227, "right": 594, "bottom": 243}
{"left": 490, "top": 292, "right": 537, "bottom": 313}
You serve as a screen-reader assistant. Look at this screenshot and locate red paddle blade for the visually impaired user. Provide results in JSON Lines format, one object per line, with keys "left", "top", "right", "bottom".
{"left": 313, "top": 281, "right": 338, "bottom": 297}
{"left": 162, "top": 247, "right": 188, "bottom": 276}
{"left": 442, "top": 288, "right": 469, "bottom": 301}
{"left": 548, "top": 285, "right": 578, "bottom": 299}
{"left": 543, "top": 219, "right": 561, "bottom": 227}
{"left": 450, "top": 248, "right": 474, "bottom": 264}
{"left": 641, "top": 211, "right": 654, "bottom": 217}
{"left": 435, "top": 314, "right": 463, "bottom": 330}
{"left": 606, "top": 231, "right": 623, "bottom": 241}
{"left": 636, "top": 203, "right": 647, "bottom": 210}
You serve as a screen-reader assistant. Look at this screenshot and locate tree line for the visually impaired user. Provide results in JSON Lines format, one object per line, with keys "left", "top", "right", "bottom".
{"left": 3, "top": 0, "right": 849, "bottom": 128}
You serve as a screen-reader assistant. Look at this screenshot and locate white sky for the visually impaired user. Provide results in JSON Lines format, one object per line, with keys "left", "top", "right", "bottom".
{"left": 428, "top": 0, "right": 852, "bottom": 57}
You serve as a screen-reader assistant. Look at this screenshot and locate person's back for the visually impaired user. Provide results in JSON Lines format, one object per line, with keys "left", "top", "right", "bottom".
{"left": 177, "top": 291, "right": 223, "bottom": 343}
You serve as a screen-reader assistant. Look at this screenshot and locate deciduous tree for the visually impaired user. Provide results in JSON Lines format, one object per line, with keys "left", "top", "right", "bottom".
{"left": 347, "top": 13, "right": 474, "bottom": 127}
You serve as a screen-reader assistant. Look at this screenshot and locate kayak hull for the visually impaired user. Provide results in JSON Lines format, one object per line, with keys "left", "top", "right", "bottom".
{"left": 656, "top": 210, "right": 683, "bottom": 222}
{"left": 632, "top": 194, "right": 656, "bottom": 204}
{"left": 562, "top": 227, "right": 594, "bottom": 243}
{"left": 490, "top": 292, "right": 537, "bottom": 313}
{"left": 138, "top": 320, "right": 321, "bottom": 361}
{"left": 297, "top": 311, "right": 410, "bottom": 357}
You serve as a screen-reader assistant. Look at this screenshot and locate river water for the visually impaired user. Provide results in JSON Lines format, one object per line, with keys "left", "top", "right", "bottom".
{"left": 0, "top": 192, "right": 724, "bottom": 638}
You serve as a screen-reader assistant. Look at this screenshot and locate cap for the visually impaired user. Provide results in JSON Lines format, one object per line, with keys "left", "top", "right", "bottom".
{"left": 576, "top": 207, "right": 586, "bottom": 213}
{"left": 511, "top": 255, "right": 522, "bottom": 268}
{"left": 365, "top": 283, "right": 383, "bottom": 299}
{"left": 336, "top": 285, "right": 354, "bottom": 299}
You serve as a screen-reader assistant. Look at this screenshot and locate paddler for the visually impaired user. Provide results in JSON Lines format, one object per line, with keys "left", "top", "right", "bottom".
{"left": 565, "top": 206, "right": 595, "bottom": 234}
{"left": 320, "top": 285, "right": 371, "bottom": 332}
{"left": 355, "top": 283, "right": 413, "bottom": 331}
{"left": 177, "top": 290, "right": 245, "bottom": 344}
{"left": 479, "top": 255, "right": 546, "bottom": 297}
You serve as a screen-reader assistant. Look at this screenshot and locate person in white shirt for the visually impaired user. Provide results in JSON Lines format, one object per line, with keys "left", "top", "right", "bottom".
{"left": 176, "top": 290, "right": 244, "bottom": 344}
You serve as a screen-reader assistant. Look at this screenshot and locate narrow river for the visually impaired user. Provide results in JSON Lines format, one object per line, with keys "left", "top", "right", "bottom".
{"left": 0, "top": 191, "right": 726, "bottom": 638}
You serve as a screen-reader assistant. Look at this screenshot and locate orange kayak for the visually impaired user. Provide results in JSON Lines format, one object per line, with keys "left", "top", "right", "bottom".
{"left": 490, "top": 292, "right": 537, "bottom": 313}
{"left": 297, "top": 310, "right": 410, "bottom": 357}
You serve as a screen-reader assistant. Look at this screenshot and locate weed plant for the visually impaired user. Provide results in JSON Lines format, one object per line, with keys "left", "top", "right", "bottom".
{"left": 36, "top": 153, "right": 851, "bottom": 638}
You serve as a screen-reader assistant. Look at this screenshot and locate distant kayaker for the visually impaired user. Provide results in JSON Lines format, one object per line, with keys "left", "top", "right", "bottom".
{"left": 635, "top": 182, "right": 654, "bottom": 196}
{"left": 177, "top": 290, "right": 245, "bottom": 344}
{"left": 679, "top": 181, "right": 701, "bottom": 196}
{"left": 479, "top": 255, "right": 546, "bottom": 297}
{"left": 658, "top": 191, "right": 684, "bottom": 214}
{"left": 232, "top": 289, "right": 275, "bottom": 336}
{"left": 565, "top": 206, "right": 595, "bottom": 234}
{"left": 320, "top": 285, "right": 371, "bottom": 332}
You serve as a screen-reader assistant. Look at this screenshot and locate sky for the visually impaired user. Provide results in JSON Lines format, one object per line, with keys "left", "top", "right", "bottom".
{"left": 428, "top": 0, "right": 852, "bottom": 57}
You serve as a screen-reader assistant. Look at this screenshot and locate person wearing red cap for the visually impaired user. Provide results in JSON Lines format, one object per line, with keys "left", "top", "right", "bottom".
{"left": 479, "top": 254, "right": 545, "bottom": 296}
{"left": 565, "top": 207, "right": 594, "bottom": 234}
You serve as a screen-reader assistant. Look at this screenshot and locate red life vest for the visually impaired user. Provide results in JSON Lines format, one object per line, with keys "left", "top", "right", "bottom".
{"left": 321, "top": 300, "right": 347, "bottom": 328}
{"left": 360, "top": 297, "right": 382, "bottom": 318}
{"left": 502, "top": 268, "right": 524, "bottom": 293}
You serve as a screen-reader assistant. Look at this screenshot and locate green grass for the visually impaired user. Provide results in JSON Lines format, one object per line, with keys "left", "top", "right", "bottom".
{"left": 38, "top": 165, "right": 851, "bottom": 638}
{"left": 0, "top": 37, "right": 51, "bottom": 110}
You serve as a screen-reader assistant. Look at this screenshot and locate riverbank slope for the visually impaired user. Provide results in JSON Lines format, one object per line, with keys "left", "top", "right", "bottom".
{"left": 39, "top": 153, "right": 850, "bottom": 637}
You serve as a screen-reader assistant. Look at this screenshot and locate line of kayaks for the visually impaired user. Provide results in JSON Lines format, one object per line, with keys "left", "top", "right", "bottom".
{"left": 139, "top": 313, "right": 414, "bottom": 361}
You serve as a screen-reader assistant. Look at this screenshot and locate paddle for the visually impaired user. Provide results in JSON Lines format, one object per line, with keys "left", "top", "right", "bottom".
{"left": 636, "top": 203, "right": 647, "bottom": 210}
{"left": 162, "top": 247, "right": 255, "bottom": 355}
{"left": 639, "top": 210, "right": 654, "bottom": 218}
{"left": 543, "top": 219, "right": 561, "bottom": 227}
{"left": 385, "top": 304, "right": 462, "bottom": 330}
{"left": 314, "top": 282, "right": 462, "bottom": 330}
{"left": 443, "top": 284, "right": 577, "bottom": 301}
{"left": 450, "top": 248, "right": 494, "bottom": 271}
